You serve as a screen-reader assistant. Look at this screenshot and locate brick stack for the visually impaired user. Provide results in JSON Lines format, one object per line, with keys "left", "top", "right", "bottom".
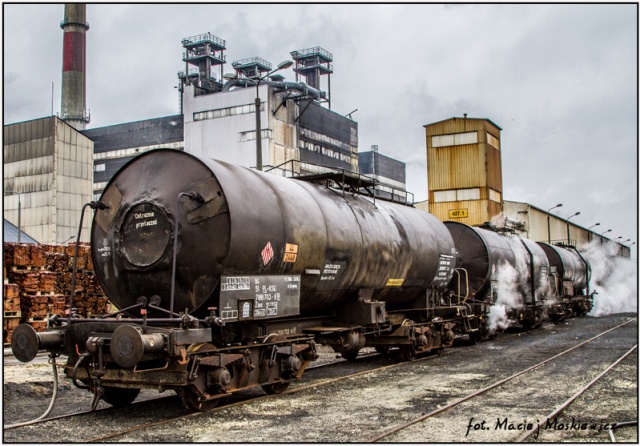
{"left": 3, "top": 242, "right": 109, "bottom": 343}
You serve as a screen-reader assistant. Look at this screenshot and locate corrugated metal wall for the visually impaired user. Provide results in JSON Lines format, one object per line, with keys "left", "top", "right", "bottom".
{"left": 359, "top": 151, "right": 406, "bottom": 185}
{"left": 83, "top": 115, "right": 184, "bottom": 154}
{"left": 503, "top": 201, "right": 628, "bottom": 256}
{"left": 3, "top": 117, "right": 93, "bottom": 244}
{"left": 55, "top": 119, "right": 94, "bottom": 243}
{"left": 425, "top": 117, "right": 503, "bottom": 226}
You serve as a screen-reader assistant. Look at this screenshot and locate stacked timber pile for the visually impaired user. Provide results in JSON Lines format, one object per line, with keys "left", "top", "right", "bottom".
{"left": 3, "top": 242, "right": 109, "bottom": 343}
{"left": 3, "top": 283, "right": 21, "bottom": 345}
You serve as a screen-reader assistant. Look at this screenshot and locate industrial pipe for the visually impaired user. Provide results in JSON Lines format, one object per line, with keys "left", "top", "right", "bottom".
{"left": 222, "top": 78, "right": 325, "bottom": 100}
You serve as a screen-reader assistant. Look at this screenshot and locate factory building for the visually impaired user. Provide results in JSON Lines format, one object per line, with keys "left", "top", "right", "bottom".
{"left": 9, "top": 5, "right": 625, "bottom": 258}
{"left": 83, "top": 115, "right": 184, "bottom": 199}
{"left": 179, "top": 35, "right": 356, "bottom": 175}
{"left": 425, "top": 116, "right": 503, "bottom": 225}
{"left": 3, "top": 117, "right": 93, "bottom": 244}
{"left": 3, "top": 20, "right": 368, "bottom": 245}
{"left": 502, "top": 201, "right": 631, "bottom": 257}
{"left": 358, "top": 146, "right": 408, "bottom": 203}
{"left": 181, "top": 83, "right": 358, "bottom": 174}
{"left": 84, "top": 36, "right": 358, "bottom": 198}
{"left": 422, "top": 115, "right": 631, "bottom": 258}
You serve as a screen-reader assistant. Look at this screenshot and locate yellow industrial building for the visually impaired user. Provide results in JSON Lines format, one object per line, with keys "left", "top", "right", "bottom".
{"left": 419, "top": 116, "right": 630, "bottom": 257}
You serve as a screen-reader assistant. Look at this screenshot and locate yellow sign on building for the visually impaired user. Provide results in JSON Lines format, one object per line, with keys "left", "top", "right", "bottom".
{"left": 448, "top": 209, "right": 468, "bottom": 218}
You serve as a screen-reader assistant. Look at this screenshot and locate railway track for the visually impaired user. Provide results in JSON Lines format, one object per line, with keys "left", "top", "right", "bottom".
{"left": 514, "top": 344, "right": 637, "bottom": 442}
{"left": 4, "top": 317, "right": 634, "bottom": 442}
{"left": 3, "top": 345, "right": 452, "bottom": 442}
{"left": 1, "top": 349, "right": 374, "bottom": 431}
{"left": 368, "top": 318, "right": 637, "bottom": 442}
{"left": 86, "top": 351, "right": 462, "bottom": 443}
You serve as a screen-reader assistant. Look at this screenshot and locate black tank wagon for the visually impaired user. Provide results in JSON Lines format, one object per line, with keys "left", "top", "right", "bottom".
{"left": 537, "top": 242, "right": 592, "bottom": 319}
{"left": 444, "top": 221, "right": 551, "bottom": 332}
{"left": 12, "top": 150, "right": 474, "bottom": 410}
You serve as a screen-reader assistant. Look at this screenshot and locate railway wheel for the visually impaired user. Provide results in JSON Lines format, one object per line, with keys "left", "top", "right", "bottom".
{"left": 261, "top": 381, "right": 291, "bottom": 394}
{"left": 341, "top": 350, "right": 360, "bottom": 361}
{"left": 375, "top": 346, "right": 390, "bottom": 355}
{"left": 101, "top": 387, "right": 140, "bottom": 408}
{"left": 399, "top": 346, "right": 417, "bottom": 362}
{"left": 177, "top": 387, "right": 219, "bottom": 412}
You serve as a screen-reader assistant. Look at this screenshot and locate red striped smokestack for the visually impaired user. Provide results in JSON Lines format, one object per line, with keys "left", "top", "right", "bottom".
{"left": 60, "top": 3, "right": 90, "bottom": 130}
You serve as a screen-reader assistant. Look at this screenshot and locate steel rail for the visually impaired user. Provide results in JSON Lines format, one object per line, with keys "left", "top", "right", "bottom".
{"left": 2, "top": 392, "right": 181, "bottom": 431}
{"left": 514, "top": 344, "right": 637, "bottom": 442}
{"left": 1, "top": 350, "right": 379, "bottom": 431}
{"left": 2, "top": 348, "right": 379, "bottom": 428}
{"left": 81, "top": 335, "right": 524, "bottom": 443}
{"left": 2, "top": 330, "right": 522, "bottom": 434}
{"left": 608, "top": 421, "right": 638, "bottom": 442}
{"left": 367, "top": 318, "right": 636, "bottom": 442}
{"left": 83, "top": 349, "right": 455, "bottom": 443}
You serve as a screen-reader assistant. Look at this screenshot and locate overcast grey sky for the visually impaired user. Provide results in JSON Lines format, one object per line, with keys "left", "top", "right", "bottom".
{"left": 3, "top": 3, "right": 638, "bottom": 256}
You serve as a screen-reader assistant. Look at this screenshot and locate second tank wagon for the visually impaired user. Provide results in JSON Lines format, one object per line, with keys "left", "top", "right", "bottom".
{"left": 445, "top": 221, "right": 550, "bottom": 330}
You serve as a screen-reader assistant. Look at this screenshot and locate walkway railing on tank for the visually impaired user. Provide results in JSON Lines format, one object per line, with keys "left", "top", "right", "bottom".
{"left": 264, "top": 159, "right": 414, "bottom": 206}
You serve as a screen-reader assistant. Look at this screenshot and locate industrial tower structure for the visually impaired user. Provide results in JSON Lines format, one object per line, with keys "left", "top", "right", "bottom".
{"left": 178, "top": 32, "right": 226, "bottom": 95}
{"left": 60, "top": 3, "right": 90, "bottom": 130}
{"left": 290, "top": 47, "right": 333, "bottom": 108}
{"left": 425, "top": 116, "right": 503, "bottom": 226}
{"left": 231, "top": 57, "right": 273, "bottom": 80}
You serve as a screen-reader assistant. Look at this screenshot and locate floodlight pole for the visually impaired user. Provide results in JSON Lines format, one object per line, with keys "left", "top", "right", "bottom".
{"left": 254, "top": 60, "right": 293, "bottom": 171}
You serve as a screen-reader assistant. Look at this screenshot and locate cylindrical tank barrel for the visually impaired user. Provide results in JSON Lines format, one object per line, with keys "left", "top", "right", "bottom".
{"left": 92, "top": 150, "right": 456, "bottom": 317}
{"left": 445, "top": 222, "right": 549, "bottom": 303}
{"left": 537, "top": 243, "right": 588, "bottom": 295}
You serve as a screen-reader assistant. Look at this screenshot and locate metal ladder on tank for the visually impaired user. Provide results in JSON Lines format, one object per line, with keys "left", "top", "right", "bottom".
{"left": 452, "top": 268, "right": 478, "bottom": 334}
{"left": 458, "top": 306, "right": 478, "bottom": 333}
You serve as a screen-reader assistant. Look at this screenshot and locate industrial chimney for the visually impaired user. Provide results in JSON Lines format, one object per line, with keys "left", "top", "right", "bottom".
{"left": 60, "top": 3, "right": 90, "bottom": 130}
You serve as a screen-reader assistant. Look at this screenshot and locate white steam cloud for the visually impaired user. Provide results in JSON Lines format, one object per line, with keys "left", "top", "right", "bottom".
{"left": 488, "top": 238, "right": 531, "bottom": 332}
{"left": 488, "top": 262, "right": 521, "bottom": 332}
{"left": 479, "top": 218, "right": 635, "bottom": 329}
{"left": 582, "top": 241, "right": 638, "bottom": 317}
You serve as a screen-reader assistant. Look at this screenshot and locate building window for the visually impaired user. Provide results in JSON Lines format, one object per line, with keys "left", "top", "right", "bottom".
{"left": 239, "top": 129, "right": 272, "bottom": 142}
{"left": 299, "top": 127, "right": 354, "bottom": 152}
{"left": 194, "top": 103, "right": 259, "bottom": 122}
{"left": 94, "top": 163, "right": 105, "bottom": 172}
{"left": 457, "top": 188, "right": 480, "bottom": 201}
{"left": 434, "top": 187, "right": 480, "bottom": 203}
{"left": 487, "top": 133, "right": 500, "bottom": 150}
{"left": 434, "top": 190, "right": 457, "bottom": 203}
{"left": 489, "top": 188, "right": 502, "bottom": 203}
{"left": 93, "top": 142, "right": 184, "bottom": 161}
{"left": 432, "top": 131, "right": 478, "bottom": 148}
